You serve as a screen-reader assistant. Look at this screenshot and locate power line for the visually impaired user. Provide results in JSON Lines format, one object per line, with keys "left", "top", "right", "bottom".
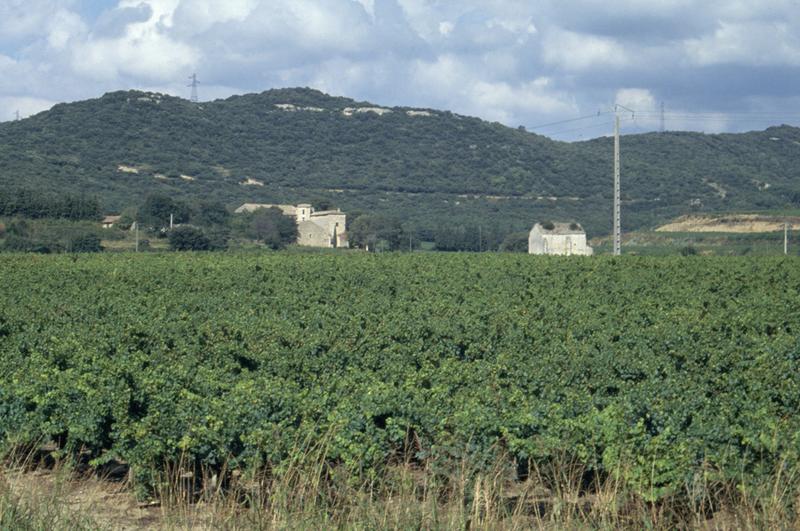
{"left": 529, "top": 111, "right": 612, "bottom": 130}
{"left": 547, "top": 121, "right": 616, "bottom": 138}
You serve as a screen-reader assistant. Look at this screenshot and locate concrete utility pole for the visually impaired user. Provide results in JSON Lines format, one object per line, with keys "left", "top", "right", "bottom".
{"left": 170, "top": 213, "right": 174, "bottom": 229}
{"left": 613, "top": 114, "right": 621, "bottom": 256}
{"left": 135, "top": 221, "right": 139, "bottom": 252}
{"left": 613, "top": 104, "right": 635, "bottom": 256}
{"left": 785, "top": 223, "right": 789, "bottom": 255}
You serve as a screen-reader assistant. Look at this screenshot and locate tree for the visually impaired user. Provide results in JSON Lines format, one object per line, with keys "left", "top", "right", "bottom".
{"left": 348, "top": 214, "right": 405, "bottom": 251}
{"left": 169, "top": 226, "right": 211, "bottom": 251}
{"left": 247, "top": 207, "right": 298, "bottom": 249}
{"left": 69, "top": 233, "right": 102, "bottom": 253}
{"left": 192, "top": 200, "right": 230, "bottom": 227}
{"left": 139, "top": 194, "right": 191, "bottom": 228}
{"left": 310, "top": 197, "right": 334, "bottom": 211}
{"left": 500, "top": 231, "right": 529, "bottom": 253}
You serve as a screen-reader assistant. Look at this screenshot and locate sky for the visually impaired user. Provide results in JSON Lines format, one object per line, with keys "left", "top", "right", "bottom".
{"left": 1, "top": 0, "right": 799, "bottom": 140}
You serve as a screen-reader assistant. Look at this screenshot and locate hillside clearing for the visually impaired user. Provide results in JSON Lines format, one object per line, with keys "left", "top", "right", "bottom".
{"left": 656, "top": 214, "right": 800, "bottom": 233}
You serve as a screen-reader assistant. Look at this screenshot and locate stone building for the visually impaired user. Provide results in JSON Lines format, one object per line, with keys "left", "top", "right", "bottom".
{"left": 235, "top": 203, "right": 348, "bottom": 248}
{"left": 101, "top": 215, "right": 121, "bottom": 229}
{"left": 528, "top": 222, "right": 593, "bottom": 256}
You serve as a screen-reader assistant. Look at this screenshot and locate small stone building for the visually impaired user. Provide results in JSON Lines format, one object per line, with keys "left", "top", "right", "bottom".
{"left": 101, "top": 215, "right": 121, "bottom": 229}
{"left": 235, "top": 203, "right": 348, "bottom": 248}
{"left": 528, "top": 222, "right": 593, "bottom": 256}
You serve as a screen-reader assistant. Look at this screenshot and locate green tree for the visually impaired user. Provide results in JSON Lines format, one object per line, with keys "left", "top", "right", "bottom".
{"left": 168, "top": 226, "right": 211, "bottom": 251}
{"left": 139, "top": 194, "right": 191, "bottom": 229}
{"left": 247, "top": 207, "right": 298, "bottom": 249}
{"left": 348, "top": 214, "right": 405, "bottom": 251}
{"left": 192, "top": 200, "right": 230, "bottom": 227}
{"left": 499, "top": 231, "right": 529, "bottom": 253}
{"left": 69, "top": 233, "right": 102, "bottom": 253}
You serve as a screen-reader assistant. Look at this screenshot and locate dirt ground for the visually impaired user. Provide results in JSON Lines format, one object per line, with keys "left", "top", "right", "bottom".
{"left": 4, "top": 467, "right": 164, "bottom": 530}
{"left": 656, "top": 214, "right": 800, "bottom": 233}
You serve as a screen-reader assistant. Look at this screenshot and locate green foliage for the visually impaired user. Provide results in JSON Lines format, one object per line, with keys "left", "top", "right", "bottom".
{"left": 348, "top": 214, "right": 406, "bottom": 251}
{"left": 499, "top": 231, "right": 529, "bottom": 252}
{"left": 168, "top": 226, "right": 211, "bottom": 251}
{"left": 0, "top": 219, "right": 108, "bottom": 254}
{"left": 139, "top": 194, "right": 190, "bottom": 229}
{"left": 1, "top": 253, "right": 799, "bottom": 501}
{"left": 191, "top": 200, "right": 230, "bottom": 228}
{"left": 246, "top": 208, "right": 298, "bottom": 249}
{"left": 68, "top": 233, "right": 102, "bottom": 253}
{"left": 0, "top": 88, "right": 798, "bottom": 239}
{"left": 0, "top": 189, "right": 100, "bottom": 221}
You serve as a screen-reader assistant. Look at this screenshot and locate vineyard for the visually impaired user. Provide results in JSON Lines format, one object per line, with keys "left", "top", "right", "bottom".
{"left": 0, "top": 253, "right": 799, "bottom": 511}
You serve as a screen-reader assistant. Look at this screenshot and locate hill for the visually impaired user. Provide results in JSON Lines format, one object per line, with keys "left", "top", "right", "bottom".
{"left": 1, "top": 88, "right": 799, "bottom": 238}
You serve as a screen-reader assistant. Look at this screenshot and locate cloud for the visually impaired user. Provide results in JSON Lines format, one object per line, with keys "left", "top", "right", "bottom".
{"left": 92, "top": 4, "right": 154, "bottom": 38}
{"left": 0, "top": 96, "right": 57, "bottom": 121}
{"left": 1, "top": 0, "right": 799, "bottom": 137}
{"left": 409, "top": 54, "right": 576, "bottom": 123}
{"left": 684, "top": 21, "right": 800, "bottom": 67}
{"left": 542, "top": 29, "right": 630, "bottom": 71}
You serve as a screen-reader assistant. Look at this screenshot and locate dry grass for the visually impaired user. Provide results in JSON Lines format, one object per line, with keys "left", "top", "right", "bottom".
{"left": 2, "top": 443, "right": 799, "bottom": 530}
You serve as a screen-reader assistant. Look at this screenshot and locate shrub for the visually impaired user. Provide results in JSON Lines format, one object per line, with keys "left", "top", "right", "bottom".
{"left": 247, "top": 208, "right": 298, "bottom": 249}
{"left": 499, "top": 231, "right": 529, "bottom": 253}
{"left": 69, "top": 233, "right": 102, "bottom": 253}
{"left": 168, "top": 226, "right": 211, "bottom": 251}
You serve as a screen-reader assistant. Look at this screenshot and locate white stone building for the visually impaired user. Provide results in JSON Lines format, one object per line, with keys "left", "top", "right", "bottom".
{"left": 528, "top": 222, "right": 593, "bottom": 256}
{"left": 235, "top": 203, "right": 348, "bottom": 248}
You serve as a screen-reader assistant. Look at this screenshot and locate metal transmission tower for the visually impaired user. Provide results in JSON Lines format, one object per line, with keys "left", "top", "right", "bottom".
{"left": 14, "top": 110, "right": 20, "bottom": 121}
{"left": 660, "top": 101, "right": 665, "bottom": 133}
{"left": 613, "top": 104, "right": 635, "bottom": 256}
{"left": 188, "top": 73, "right": 200, "bottom": 103}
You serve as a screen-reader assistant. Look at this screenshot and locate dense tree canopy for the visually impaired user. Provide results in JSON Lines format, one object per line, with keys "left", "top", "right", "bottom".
{"left": 168, "top": 226, "right": 211, "bottom": 251}
{"left": 246, "top": 207, "right": 298, "bottom": 249}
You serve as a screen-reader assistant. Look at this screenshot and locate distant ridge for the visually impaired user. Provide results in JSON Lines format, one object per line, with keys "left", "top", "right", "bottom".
{"left": 0, "top": 87, "right": 798, "bottom": 236}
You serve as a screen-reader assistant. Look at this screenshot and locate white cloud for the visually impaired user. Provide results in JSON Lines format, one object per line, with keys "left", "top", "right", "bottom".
{"left": 1, "top": 0, "right": 799, "bottom": 138}
{"left": 684, "top": 21, "right": 800, "bottom": 66}
{"left": 543, "top": 29, "right": 630, "bottom": 71}
{"left": 616, "top": 88, "right": 657, "bottom": 112}
{"left": 73, "top": 37, "right": 198, "bottom": 82}
{"left": 46, "top": 9, "right": 87, "bottom": 50}
{"left": 0, "top": 96, "right": 57, "bottom": 122}
{"left": 0, "top": 1, "right": 78, "bottom": 44}
{"left": 410, "top": 54, "right": 575, "bottom": 123}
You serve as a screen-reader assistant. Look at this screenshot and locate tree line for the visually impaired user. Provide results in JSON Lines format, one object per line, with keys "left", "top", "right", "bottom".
{"left": 0, "top": 190, "right": 535, "bottom": 253}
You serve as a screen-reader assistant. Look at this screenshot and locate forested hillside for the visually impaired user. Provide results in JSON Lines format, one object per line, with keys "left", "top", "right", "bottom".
{"left": 1, "top": 88, "right": 798, "bottom": 237}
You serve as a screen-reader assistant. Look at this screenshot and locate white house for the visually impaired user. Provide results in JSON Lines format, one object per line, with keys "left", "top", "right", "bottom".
{"left": 528, "top": 222, "right": 593, "bottom": 256}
